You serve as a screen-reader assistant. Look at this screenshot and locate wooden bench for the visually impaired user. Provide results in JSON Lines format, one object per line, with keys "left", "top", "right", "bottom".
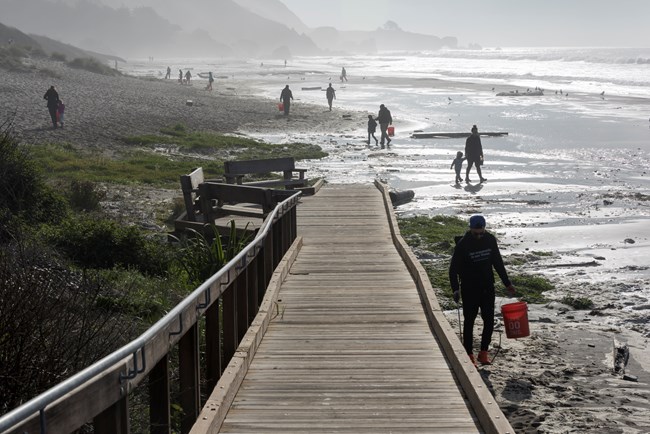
{"left": 176, "top": 167, "right": 297, "bottom": 237}
{"left": 223, "top": 157, "right": 308, "bottom": 189}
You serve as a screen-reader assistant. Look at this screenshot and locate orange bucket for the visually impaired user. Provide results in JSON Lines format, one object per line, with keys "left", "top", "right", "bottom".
{"left": 501, "top": 301, "right": 530, "bottom": 339}
{"left": 387, "top": 126, "right": 395, "bottom": 136}
{"left": 278, "top": 103, "right": 284, "bottom": 111}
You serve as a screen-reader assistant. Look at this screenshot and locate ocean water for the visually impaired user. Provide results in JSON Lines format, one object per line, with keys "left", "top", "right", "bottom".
{"left": 123, "top": 47, "right": 650, "bottom": 332}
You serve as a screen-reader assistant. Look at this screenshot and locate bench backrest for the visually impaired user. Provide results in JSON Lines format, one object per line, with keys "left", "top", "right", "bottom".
{"left": 224, "top": 157, "right": 296, "bottom": 175}
{"left": 180, "top": 167, "right": 204, "bottom": 222}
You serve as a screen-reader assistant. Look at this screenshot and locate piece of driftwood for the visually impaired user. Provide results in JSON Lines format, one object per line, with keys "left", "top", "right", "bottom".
{"left": 411, "top": 132, "right": 508, "bottom": 139}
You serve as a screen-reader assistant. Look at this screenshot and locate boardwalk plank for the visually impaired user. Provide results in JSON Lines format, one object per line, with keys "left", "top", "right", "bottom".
{"left": 215, "top": 184, "right": 483, "bottom": 433}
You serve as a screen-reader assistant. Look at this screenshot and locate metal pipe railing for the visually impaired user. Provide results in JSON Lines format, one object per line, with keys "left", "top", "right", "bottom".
{"left": 0, "top": 190, "right": 301, "bottom": 433}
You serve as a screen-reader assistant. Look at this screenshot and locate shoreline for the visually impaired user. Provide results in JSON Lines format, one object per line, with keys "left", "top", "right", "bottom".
{"left": 3, "top": 56, "right": 650, "bottom": 434}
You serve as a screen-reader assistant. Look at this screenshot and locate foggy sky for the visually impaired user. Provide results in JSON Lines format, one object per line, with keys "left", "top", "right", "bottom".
{"left": 279, "top": 0, "right": 650, "bottom": 47}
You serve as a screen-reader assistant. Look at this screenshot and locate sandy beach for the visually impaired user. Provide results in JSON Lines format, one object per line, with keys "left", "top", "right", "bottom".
{"left": 3, "top": 56, "right": 650, "bottom": 433}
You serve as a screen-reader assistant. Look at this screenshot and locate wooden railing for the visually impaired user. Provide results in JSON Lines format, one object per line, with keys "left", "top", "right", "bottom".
{"left": 0, "top": 191, "right": 301, "bottom": 434}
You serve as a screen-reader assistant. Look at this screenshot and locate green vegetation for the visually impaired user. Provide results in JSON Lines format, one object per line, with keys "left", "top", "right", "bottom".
{"left": 67, "top": 57, "right": 120, "bottom": 76}
{"left": 50, "top": 52, "right": 67, "bottom": 62}
{"left": 29, "top": 144, "right": 224, "bottom": 187}
{"left": 28, "top": 127, "right": 327, "bottom": 188}
{"left": 2, "top": 119, "right": 315, "bottom": 414}
{"left": 561, "top": 295, "right": 595, "bottom": 310}
{"left": 125, "top": 123, "right": 328, "bottom": 159}
{"left": 398, "top": 215, "right": 554, "bottom": 307}
{"left": 0, "top": 44, "right": 46, "bottom": 71}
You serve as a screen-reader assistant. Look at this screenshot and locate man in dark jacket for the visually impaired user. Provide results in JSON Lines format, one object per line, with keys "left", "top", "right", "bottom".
{"left": 449, "top": 215, "right": 515, "bottom": 366}
{"left": 376, "top": 104, "right": 392, "bottom": 147}
{"left": 43, "top": 85, "right": 60, "bottom": 129}
{"left": 280, "top": 85, "right": 293, "bottom": 115}
{"left": 465, "top": 124, "right": 487, "bottom": 183}
{"left": 325, "top": 83, "right": 336, "bottom": 111}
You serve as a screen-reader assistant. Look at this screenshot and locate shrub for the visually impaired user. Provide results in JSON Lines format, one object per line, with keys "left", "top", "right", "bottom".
{"left": 68, "top": 57, "right": 119, "bottom": 76}
{"left": 67, "top": 180, "right": 106, "bottom": 212}
{"left": 0, "top": 239, "right": 135, "bottom": 411}
{"left": 39, "top": 215, "right": 175, "bottom": 276}
{"left": 50, "top": 51, "right": 66, "bottom": 61}
{"left": 0, "top": 121, "right": 69, "bottom": 226}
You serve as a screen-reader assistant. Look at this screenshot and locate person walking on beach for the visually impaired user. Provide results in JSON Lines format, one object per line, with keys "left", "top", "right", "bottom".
{"left": 465, "top": 124, "right": 486, "bottom": 183}
{"left": 376, "top": 104, "right": 392, "bottom": 148}
{"left": 449, "top": 214, "right": 515, "bottom": 367}
{"left": 367, "top": 115, "right": 378, "bottom": 146}
{"left": 340, "top": 67, "right": 347, "bottom": 82}
{"left": 450, "top": 151, "right": 466, "bottom": 184}
{"left": 325, "top": 83, "right": 336, "bottom": 111}
{"left": 165, "top": 66, "right": 171, "bottom": 79}
{"left": 43, "top": 85, "right": 60, "bottom": 129}
{"left": 280, "top": 85, "right": 293, "bottom": 115}
{"left": 179, "top": 69, "right": 183, "bottom": 84}
{"left": 56, "top": 99, "right": 65, "bottom": 128}
{"left": 185, "top": 70, "right": 192, "bottom": 85}
{"left": 207, "top": 72, "right": 214, "bottom": 91}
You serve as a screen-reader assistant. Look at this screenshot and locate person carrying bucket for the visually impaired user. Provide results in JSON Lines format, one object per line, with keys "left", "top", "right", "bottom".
{"left": 449, "top": 214, "right": 516, "bottom": 367}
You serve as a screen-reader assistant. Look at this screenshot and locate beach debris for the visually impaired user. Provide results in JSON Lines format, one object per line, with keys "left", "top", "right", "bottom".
{"left": 623, "top": 238, "right": 635, "bottom": 244}
{"left": 186, "top": 100, "right": 193, "bottom": 106}
{"left": 603, "top": 199, "right": 613, "bottom": 205}
{"left": 389, "top": 190, "right": 415, "bottom": 207}
{"left": 623, "top": 374, "right": 638, "bottom": 382}
{"left": 613, "top": 340, "right": 629, "bottom": 374}
{"left": 411, "top": 131, "right": 508, "bottom": 139}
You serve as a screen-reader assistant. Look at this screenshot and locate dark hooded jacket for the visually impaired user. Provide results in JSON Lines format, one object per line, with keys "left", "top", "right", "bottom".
{"left": 449, "top": 231, "right": 511, "bottom": 294}
{"left": 377, "top": 106, "right": 392, "bottom": 124}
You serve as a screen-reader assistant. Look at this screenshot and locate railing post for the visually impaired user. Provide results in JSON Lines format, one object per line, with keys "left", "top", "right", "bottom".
{"left": 94, "top": 395, "right": 129, "bottom": 434}
{"left": 179, "top": 324, "right": 200, "bottom": 434}
{"left": 235, "top": 270, "right": 248, "bottom": 344}
{"left": 222, "top": 285, "right": 237, "bottom": 372}
{"left": 264, "top": 225, "right": 274, "bottom": 284}
{"left": 149, "top": 354, "right": 170, "bottom": 434}
{"left": 205, "top": 298, "right": 222, "bottom": 393}
{"left": 247, "top": 255, "right": 259, "bottom": 321}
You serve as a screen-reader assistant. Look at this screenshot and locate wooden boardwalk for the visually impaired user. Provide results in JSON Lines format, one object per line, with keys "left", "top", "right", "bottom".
{"left": 194, "top": 184, "right": 512, "bottom": 434}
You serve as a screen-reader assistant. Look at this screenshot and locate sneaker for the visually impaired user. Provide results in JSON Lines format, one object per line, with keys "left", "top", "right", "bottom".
{"left": 468, "top": 354, "right": 478, "bottom": 368}
{"left": 479, "top": 177, "right": 487, "bottom": 183}
{"left": 478, "top": 350, "right": 491, "bottom": 365}
{"left": 465, "top": 177, "right": 471, "bottom": 183}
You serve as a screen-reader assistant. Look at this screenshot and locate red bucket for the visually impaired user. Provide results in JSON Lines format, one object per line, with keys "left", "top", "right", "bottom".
{"left": 501, "top": 301, "right": 530, "bottom": 339}
{"left": 387, "top": 126, "right": 395, "bottom": 136}
{"left": 278, "top": 103, "right": 284, "bottom": 111}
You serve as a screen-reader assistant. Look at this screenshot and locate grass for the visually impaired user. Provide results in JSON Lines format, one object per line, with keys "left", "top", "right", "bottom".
{"left": 67, "top": 57, "right": 120, "bottom": 76}
{"left": 398, "top": 214, "right": 554, "bottom": 307}
{"left": 28, "top": 127, "right": 327, "bottom": 187}
{"left": 125, "top": 124, "right": 328, "bottom": 160}
{"left": 29, "top": 144, "right": 225, "bottom": 187}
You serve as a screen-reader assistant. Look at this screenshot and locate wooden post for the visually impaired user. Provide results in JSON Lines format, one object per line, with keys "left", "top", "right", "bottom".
{"left": 179, "top": 324, "right": 200, "bottom": 434}
{"left": 149, "top": 355, "right": 170, "bottom": 434}
{"left": 94, "top": 395, "right": 129, "bottom": 434}
{"left": 222, "top": 285, "right": 237, "bottom": 372}
{"left": 247, "top": 255, "right": 259, "bottom": 321}
{"left": 205, "top": 299, "right": 222, "bottom": 393}
{"left": 235, "top": 271, "right": 248, "bottom": 344}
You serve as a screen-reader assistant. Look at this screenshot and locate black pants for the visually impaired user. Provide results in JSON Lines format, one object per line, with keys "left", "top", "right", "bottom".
{"left": 461, "top": 286, "right": 495, "bottom": 354}
{"left": 379, "top": 123, "right": 390, "bottom": 145}
{"left": 48, "top": 106, "right": 58, "bottom": 127}
{"left": 283, "top": 100, "right": 290, "bottom": 115}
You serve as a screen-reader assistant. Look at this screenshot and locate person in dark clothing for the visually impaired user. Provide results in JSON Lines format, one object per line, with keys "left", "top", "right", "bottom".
{"left": 325, "top": 83, "right": 336, "bottom": 111}
{"left": 376, "top": 104, "right": 392, "bottom": 148}
{"left": 465, "top": 124, "right": 487, "bottom": 183}
{"left": 449, "top": 215, "right": 515, "bottom": 366}
{"left": 280, "top": 85, "right": 293, "bottom": 115}
{"left": 43, "top": 85, "right": 60, "bottom": 128}
{"left": 165, "top": 66, "right": 171, "bottom": 79}
{"left": 367, "top": 115, "right": 378, "bottom": 145}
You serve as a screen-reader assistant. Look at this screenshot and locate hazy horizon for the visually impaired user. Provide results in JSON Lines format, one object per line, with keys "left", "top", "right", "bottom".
{"left": 278, "top": 0, "right": 650, "bottom": 48}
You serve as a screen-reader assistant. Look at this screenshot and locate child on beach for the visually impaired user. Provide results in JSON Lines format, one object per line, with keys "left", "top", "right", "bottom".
{"left": 367, "top": 115, "right": 378, "bottom": 145}
{"left": 450, "top": 151, "right": 466, "bottom": 183}
{"left": 56, "top": 100, "right": 65, "bottom": 128}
